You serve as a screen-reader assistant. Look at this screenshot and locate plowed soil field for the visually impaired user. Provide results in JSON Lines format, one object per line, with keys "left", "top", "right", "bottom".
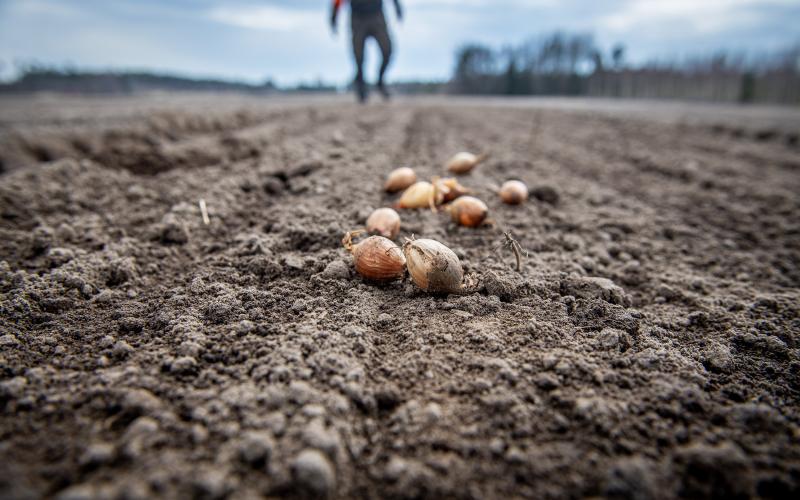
{"left": 1, "top": 95, "right": 799, "bottom": 499}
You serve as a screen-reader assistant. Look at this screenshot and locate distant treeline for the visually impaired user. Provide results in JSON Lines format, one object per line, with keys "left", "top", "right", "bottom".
{"left": 450, "top": 33, "right": 800, "bottom": 104}
{"left": 4, "top": 34, "right": 799, "bottom": 104}
{"left": 0, "top": 66, "right": 282, "bottom": 94}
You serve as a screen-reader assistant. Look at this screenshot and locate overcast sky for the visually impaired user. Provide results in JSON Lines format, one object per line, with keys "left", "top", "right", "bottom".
{"left": 0, "top": 0, "right": 798, "bottom": 85}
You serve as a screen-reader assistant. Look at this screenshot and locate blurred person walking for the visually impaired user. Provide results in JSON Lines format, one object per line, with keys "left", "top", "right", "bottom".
{"left": 331, "top": 0, "right": 403, "bottom": 103}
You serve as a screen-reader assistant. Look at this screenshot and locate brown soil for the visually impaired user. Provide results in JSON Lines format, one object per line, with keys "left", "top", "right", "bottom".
{"left": 1, "top": 95, "right": 799, "bottom": 499}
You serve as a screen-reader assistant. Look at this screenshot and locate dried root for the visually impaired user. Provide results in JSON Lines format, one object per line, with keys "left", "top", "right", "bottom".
{"left": 492, "top": 231, "right": 527, "bottom": 272}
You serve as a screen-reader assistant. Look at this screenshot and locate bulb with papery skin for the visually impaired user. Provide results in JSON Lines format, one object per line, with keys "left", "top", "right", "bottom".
{"left": 446, "top": 152, "right": 487, "bottom": 174}
{"left": 366, "top": 207, "right": 401, "bottom": 239}
{"left": 342, "top": 231, "right": 405, "bottom": 281}
{"left": 447, "top": 196, "right": 488, "bottom": 227}
{"left": 384, "top": 167, "right": 417, "bottom": 193}
{"left": 402, "top": 238, "right": 464, "bottom": 293}
{"left": 500, "top": 180, "right": 528, "bottom": 205}
{"left": 398, "top": 181, "right": 439, "bottom": 209}
{"left": 435, "top": 177, "right": 470, "bottom": 202}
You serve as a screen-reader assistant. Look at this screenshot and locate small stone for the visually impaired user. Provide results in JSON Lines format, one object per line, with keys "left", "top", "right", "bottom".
{"left": 55, "top": 223, "right": 77, "bottom": 242}
{"left": 288, "top": 381, "right": 315, "bottom": 405}
{"left": 263, "top": 177, "right": 285, "bottom": 195}
{"left": 118, "top": 317, "right": 144, "bottom": 333}
{"left": 451, "top": 310, "right": 473, "bottom": 320}
{"left": 47, "top": 247, "right": 75, "bottom": 267}
{"left": 423, "top": 402, "right": 442, "bottom": 424}
{"left": 562, "top": 234, "right": 584, "bottom": 251}
{"left": 489, "top": 438, "right": 506, "bottom": 455}
{"left": 283, "top": 254, "right": 305, "bottom": 271}
{"left": 31, "top": 226, "right": 54, "bottom": 253}
{"left": 292, "top": 449, "right": 336, "bottom": 497}
{"left": 555, "top": 360, "right": 572, "bottom": 376}
{"left": 578, "top": 256, "right": 596, "bottom": 272}
{"left": 686, "top": 311, "right": 709, "bottom": 328}
{"left": 0, "top": 376, "right": 28, "bottom": 399}
{"left": 160, "top": 214, "right": 189, "bottom": 244}
{"left": 238, "top": 431, "right": 274, "bottom": 466}
{"left": 121, "top": 388, "right": 163, "bottom": 415}
{"left": 56, "top": 484, "right": 95, "bottom": 500}
{"left": 303, "top": 419, "right": 340, "bottom": 457}
{"left": 178, "top": 340, "right": 203, "bottom": 357}
{"left": 375, "top": 313, "right": 394, "bottom": 328}
{"left": 385, "top": 456, "right": 410, "bottom": 481}
{"left": 483, "top": 272, "right": 518, "bottom": 302}
{"left": 112, "top": 340, "right": 134, "bottom": 359}
{"left": 106, "top": 257, "right": 138, "bottom": 286}
{"left": 321, "top": 260, "right": 350, "bottom": 280}
{"left": 192, "top": 424, "right": 209, "bottom": 443}
{"left": 122, "top": 417, "right": 160, "bottom": 458}
{"left": 170, "top": 356, "right": 198, "bottom": 375}
{"left": 505, "top": 446, "right": 526, "bottom": 464}
{"left": 597, "top": 328, "right": 628, "bottom": 351}
{"left": 191, "top": 469, "right": 230, "bottom": 500}
{"left": 605, "top": 457, "right": 658, "bottom": 500}
{"left": 80, "top": 442, "right": 115, "bottom": 468}
{"left": 92, "top": 290, "right": 117, "bottom": 304}
{"left": 541, "top": 355, "right": 558, "bottom": 369}
{"left": 656, "top": 284, "right": 680, "bottom": 301}
{"left": 236, "top": 320, "right": 256, "bottom": 336}
{"left": 704, "top": 343, "right": 734, "bottom": 373}
{"left": 534, "top": 372, "right": 560, "bottom": 390}
{"left": 0, "top": 334, "right": 20, "bottom": 347}
{"left": 98, "top": 335, "right": 115, "bottom": 349}
{"left": 561, "top": 276, "right": 630, "bottom": 306}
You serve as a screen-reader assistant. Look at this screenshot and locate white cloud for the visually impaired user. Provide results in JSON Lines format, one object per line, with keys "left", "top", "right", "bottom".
{"left": 600, "top": 0, "right": 796, "bottom": 35}
{"left": 404, "top": 0, "right": 555, "bottom": 7}
{"left": 207, "top": 5, "right": 322, "bottom": 32}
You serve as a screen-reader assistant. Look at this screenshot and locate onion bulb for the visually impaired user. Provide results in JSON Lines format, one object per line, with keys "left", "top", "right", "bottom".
{"left": 402, "top": 238, "right": 464, "bottom": 293}
{"left": 447, "top": 196, "right": 488, "bottom": 227}
{"left": 384, "top": 167, "right": 417, "bottom": 193}
{"left": 446, "top": 152, "right": 488, "bottom": 174}
{"left": 398, "top": 181, "right": 443, "bottom": 211}
{"left": 366, "top": 207, "right": 401, "bottom": 239}
{"left": 434, "top": 177, "right": 470, "bottom": 202}
{"left": 342, "top": 230, "right": 406, "bottom": 281}
{"left": 500, "top": 180, "right": 528, "bottom": 205}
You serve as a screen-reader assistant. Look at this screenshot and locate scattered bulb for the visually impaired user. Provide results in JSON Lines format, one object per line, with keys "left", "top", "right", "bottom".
{"left": 384, "top": 167, "right": 417, "bottom": 193}
{"left": 499, "top": 180, "right": 528, "bottom": 205}
{"left": 366, "top": 207, "right": 401, "bottom": 239}
{"left": 447, "top": 196, "right": 488, "bottom": 227}
{"left": 434, "top": 176, "right": 471, "bottom": 202}
{"left": 342, "top": 230, "right": 406, "bottom": 281}
{"left": 398, "top": 181, "right": 442, "bottom": 210}
{"left": 402, "top": 238, "right": 464, "bottom": 293}
{"left": 446, "top": 152, "right": 487, "bottom": 174}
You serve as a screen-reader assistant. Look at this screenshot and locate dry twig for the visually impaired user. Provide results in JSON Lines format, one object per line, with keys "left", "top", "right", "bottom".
{"left": 199, "top": 199, "right": 210, "bottom": 225}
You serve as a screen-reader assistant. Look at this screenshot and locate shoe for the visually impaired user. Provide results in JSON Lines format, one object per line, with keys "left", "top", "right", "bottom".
{"left": 377, "top": 81, "right": 391, "bottom": 100}
{"left": 355, "top": 79, "right": 368, "bottom": 103}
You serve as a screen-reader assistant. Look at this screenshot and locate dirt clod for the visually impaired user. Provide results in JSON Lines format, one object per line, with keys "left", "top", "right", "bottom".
{"left": 291, "top": 449, "right": 336, "bottom": 497}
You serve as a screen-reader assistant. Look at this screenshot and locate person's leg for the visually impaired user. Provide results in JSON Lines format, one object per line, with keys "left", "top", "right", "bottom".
{"left": 372, "top": 14, "right": 393, "bottom": 99}
{"left": 350, "top": 16, "right": 368, "bottom": 102}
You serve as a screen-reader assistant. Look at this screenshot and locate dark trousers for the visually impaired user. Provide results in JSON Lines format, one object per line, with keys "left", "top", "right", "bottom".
{"left": 350, "top": 12, "right": 392, "bottom": 84}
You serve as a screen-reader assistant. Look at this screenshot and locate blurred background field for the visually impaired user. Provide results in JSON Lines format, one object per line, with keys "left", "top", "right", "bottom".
{"left": 0, "top": 0, "right": 798, "bottom": 104}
